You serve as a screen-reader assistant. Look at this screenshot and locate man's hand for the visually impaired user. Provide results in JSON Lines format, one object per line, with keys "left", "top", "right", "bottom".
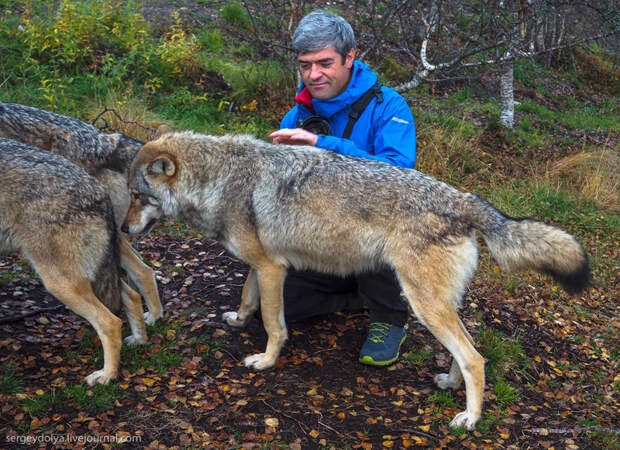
{"left": 270, "top": 128, "right": 318, "bottom": 146}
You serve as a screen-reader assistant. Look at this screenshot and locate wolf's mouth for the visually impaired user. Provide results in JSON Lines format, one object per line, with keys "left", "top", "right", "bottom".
{"left": 136, "top": 218, "right": 157, "bottom": 241}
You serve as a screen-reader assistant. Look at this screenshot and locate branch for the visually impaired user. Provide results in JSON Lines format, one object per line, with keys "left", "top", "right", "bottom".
{"left": 0, "top": 305, "right": 65, "bottom": 325}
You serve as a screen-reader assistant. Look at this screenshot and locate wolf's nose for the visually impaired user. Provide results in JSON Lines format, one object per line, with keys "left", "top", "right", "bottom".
{"left": 121, "top": 224, "right": 129, "bottom": 233}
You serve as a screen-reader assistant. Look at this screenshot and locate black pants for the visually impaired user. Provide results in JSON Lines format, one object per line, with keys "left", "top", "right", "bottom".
{"left": 282, "top": 267, "right": 409, "bottom": 327}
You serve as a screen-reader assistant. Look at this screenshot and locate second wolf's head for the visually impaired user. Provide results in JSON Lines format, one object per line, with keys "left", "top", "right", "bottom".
{"left": 122, "top": 125, "right": 180, "bottom": 235}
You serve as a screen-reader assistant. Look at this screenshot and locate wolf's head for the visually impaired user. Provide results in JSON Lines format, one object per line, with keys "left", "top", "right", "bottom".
{"left": 122, "top": 132, "right": 178, "bottom": 235}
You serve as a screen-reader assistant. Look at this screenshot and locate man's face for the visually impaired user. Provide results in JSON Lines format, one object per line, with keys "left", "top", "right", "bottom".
{"left": 297, "top": 47, "right": 355, "bottom": 100}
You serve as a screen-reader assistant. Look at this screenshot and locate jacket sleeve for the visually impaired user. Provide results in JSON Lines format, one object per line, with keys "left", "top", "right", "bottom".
{"left": 280, "top": 107, "right": 299, "bottom": 129}
{"left": 316, "top": 95, "right": 416, "bottom": 168}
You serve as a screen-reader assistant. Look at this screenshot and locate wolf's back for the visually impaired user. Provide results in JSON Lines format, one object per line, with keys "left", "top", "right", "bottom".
{"left": 467, "top": 195, "right": 590, "bottom": 294}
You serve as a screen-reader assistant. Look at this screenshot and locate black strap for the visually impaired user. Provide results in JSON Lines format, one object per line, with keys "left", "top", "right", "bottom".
{"left": 342, "top": 82, "right": 383, "bottom": 139}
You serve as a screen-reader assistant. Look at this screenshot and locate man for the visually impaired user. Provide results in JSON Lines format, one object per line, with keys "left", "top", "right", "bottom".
{"left": 270, "top": 10, "right": 416, "bottom": 367}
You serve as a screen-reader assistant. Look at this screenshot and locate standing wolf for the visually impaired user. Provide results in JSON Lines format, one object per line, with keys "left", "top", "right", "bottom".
{"left": 0, "top": 137, "right": 148, "bottom": 385}
{"left": 123, "top": 131, "right": 589, "bottom": 430}
{"left": 0, "top": 101, "right": 162, "bottom": 325}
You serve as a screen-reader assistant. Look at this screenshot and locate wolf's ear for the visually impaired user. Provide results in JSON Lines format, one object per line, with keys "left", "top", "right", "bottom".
{"left": 148, "top": 155, "right": 176, "bottom": 177}
{"left": 153, "top": 124, "right": 173, "bottom": 140}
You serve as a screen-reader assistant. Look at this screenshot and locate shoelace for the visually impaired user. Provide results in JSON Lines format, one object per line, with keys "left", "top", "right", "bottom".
{"left": 367, "top": 322, "right": 392, "bottom": 343}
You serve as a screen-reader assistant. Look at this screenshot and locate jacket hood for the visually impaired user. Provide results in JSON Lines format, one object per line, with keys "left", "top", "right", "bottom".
{"left": 295, "top": 60, "right": 378, "bottom": 118}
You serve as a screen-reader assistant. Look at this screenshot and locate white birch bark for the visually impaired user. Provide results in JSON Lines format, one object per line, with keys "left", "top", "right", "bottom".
{"left": 500, "top": 60, "right": 515, "bottom": 129}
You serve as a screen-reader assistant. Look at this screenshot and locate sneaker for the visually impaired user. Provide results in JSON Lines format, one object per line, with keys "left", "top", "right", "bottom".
{"left": 359, "top": 322, "right": 406, "bottom": 366}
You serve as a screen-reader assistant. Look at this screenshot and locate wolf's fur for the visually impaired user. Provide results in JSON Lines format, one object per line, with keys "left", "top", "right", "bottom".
{"left": 0, "top": 102, "right": 162, "bottom": 325}
{"left": 0, "top": 137, "right": 148, "bottom": 385}
{"left": 124, "top": 131, "right": 589, "bottom": 430}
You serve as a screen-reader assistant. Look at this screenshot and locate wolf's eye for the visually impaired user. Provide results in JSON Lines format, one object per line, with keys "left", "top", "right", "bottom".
{"left": 146, "top": 195, "right": 160, "bottom": 206}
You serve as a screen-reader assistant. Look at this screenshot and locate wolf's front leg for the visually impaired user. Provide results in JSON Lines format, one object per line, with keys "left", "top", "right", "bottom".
{"left": 243, "top": 263, "right": 287, "bottom": 370}
{"left": 223, "top": 268, "right": 259, "bottom": 327}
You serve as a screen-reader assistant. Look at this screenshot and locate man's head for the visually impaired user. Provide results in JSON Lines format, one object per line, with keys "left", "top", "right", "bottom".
{"left": 293, "top": 10, "right": 356, "bottom": 100}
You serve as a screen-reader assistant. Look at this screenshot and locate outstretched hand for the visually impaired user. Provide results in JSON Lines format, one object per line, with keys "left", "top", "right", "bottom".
{"left": 270, "top": 128, "right": 318, "bottom": 146}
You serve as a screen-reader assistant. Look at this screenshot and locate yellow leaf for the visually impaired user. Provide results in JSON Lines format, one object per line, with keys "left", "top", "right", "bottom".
{"left": 382, "top": 440, "right": 394, "bottom": 448}
{"left": 264, "top": 417, "right": 279, "bottom": 427}
{"left": 35, "top": 389, "right": 45, "bottom": 395}
{"left": 418, "top": 425, "right": 430, "bottom": 432}
{"left": 309, "top": 429, "right": 320, "bottom": 438}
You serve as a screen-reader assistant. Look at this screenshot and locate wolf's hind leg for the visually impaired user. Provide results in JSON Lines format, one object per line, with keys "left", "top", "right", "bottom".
{"left": 223, "top": 268, "right": 259, "bottom": 327}
{"left": 393, "top": 244, "right": 483, "bottom": 430}
{"left": 39, "top": 268, "right": 122, "bottom": 385}
{"left": 120, "top": 237, "right": 162, "bottom": 325}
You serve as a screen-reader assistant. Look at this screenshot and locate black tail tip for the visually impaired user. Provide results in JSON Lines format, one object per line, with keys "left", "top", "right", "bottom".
{"left": 548, "top": 256, "right": 591, "bottom": 295}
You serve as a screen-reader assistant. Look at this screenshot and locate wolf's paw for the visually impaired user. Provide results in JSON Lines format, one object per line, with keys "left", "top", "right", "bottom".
{"left": 449, "top": 411, "right": 479, "bottom": 431}
{"left": 223, "top": 311, "right": 248, "bottom": 328}
{"left": 243, "top": 353, "right": 275, "bottom": 370}
{"left": 434, "top": 373, "right": 462, "bottom": 390}
{"left": 144, "top": 310, "right": 162, "bottom": 326}
{"left": 84, "top": 369, "right": 115, "bottom": 386}
{"left": 124, "top": 334, "right": 147, "bottom": 346}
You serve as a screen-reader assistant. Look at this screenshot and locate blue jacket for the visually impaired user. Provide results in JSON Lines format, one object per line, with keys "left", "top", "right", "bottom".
{"left": 280, "top": 60, "right": 416, "bottom": 168}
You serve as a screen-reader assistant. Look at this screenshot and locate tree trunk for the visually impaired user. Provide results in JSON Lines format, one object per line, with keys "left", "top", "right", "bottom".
{"left": 499, "top": 61, "right": 515, "bottom": 129}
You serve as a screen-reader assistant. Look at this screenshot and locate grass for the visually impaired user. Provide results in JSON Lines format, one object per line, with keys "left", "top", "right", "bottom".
{"left": 406, "top": 346, "right": 434, "bottom": 366}
{"left": 0, "top": 362, "right": 21, "bottom": 395}
{"left": 475, "top": 327, "right": 530, "bottom": 383}
{"left": 0, "top": 270, "right": 19, "bottom": 285}
{"left": 82, "top": 317, "right": 221, "bottom": 375}
{"left": 21, "top": 383, "right": 120, "bottom": 416}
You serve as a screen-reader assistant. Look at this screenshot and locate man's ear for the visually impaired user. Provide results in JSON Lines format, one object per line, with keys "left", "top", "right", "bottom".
{"left": 147, "top": 155, "right": 176, "bottom": 177}
{"left": 345, "top": 48, "right": 355, "bottom": 69}
{"left": 153, "top": 124, "right": 173, "bottom": 140}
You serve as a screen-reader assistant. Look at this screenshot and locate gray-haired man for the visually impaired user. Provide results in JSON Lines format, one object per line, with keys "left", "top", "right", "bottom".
{"left": 270, "top": 10, "right": 417, "bottom": 366}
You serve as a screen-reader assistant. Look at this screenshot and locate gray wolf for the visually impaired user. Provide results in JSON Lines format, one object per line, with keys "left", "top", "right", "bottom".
{"left": 122, "top": 131, "right": 589, "bottom": 430}
{"left": 0, "top": 101, "right": 162, "bottom": 325}
{"left": 0, "top": 137, "right": 148, "bottom": 385}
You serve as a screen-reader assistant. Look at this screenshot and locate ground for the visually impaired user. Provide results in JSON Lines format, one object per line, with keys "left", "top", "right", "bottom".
{"left": 0, "top": 220, "right": 618, "bottom": 449}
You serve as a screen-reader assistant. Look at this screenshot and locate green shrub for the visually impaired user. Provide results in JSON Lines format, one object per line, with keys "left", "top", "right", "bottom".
{"left": 220, "top": 1, "right": 250, "bottom": 29}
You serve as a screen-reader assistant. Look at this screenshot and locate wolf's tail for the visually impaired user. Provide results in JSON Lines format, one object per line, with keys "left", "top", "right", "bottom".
{"left": 467, "top": 194, "right": 590, "bottom": 294}
{"left": 91, "top": 200, "right": 122, "bottom": 314}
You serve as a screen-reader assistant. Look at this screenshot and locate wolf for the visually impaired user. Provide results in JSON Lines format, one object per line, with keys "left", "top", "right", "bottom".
{"left": 0, "top": 137, "right": 148, "bottom": 385}
{"left": 0, "top": 102, "right": 162, "bottom": 325}
{"left": 122, "top": 130, "right": 589, "bottom": 430}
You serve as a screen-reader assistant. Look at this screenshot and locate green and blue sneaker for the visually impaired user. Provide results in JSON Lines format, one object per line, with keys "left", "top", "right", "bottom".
{"left": 359, "top": 322, "right": 406, "bottom": 366}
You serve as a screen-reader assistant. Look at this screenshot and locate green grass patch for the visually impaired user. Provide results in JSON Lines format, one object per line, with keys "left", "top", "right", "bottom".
{"left": 0, "top": 361, "right": 21, "bottom": 395}
{"left": 517, "top": 99, "right": 619, "bottom": 133}
{"left": 475, "top": 327, "right": 530, "bottom": 383}
{"left": 220, "top": 1, "right": 250, "bottom": 29}
{"left": 85, "top": 318, "right": 223, "bottom": 375}
{"left": 428, "top": 390, "right": 459, "bottom": 409}
{"left": 492, "top": 379, "right": 521, "bottom": 406}
{"left": 64, "top": 383, "right": 119, "bottom": 412}
{"left": 406, "top": 346, "right": 434, "bottom": 366}
{"left": 21, "top": 383, "right": 120, "bottom": 416}
{"left": 487, "top": 180, "right": 619, "bottom": 239}
{"left": 0, "top": 270, "right": 19, "bottom": 285}
{"left": 22, "top": 388, "right": 65, "bottom": 417}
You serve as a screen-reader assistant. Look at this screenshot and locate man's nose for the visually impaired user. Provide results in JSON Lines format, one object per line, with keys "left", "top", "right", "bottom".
{"left": 309, "top": 65, "right": 323, "bottom": 80}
